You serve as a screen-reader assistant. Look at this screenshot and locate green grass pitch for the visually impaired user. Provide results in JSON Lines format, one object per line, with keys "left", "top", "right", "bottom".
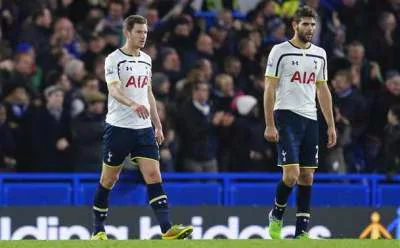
{"left": 0, "top": 240, "right": 398, "bottom": 248}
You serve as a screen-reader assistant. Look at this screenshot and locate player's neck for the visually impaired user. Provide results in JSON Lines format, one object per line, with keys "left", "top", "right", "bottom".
{"left": 120, "top": 45, "right": 140, "bottom": 57}
{"left": 290, "top": 36, "right": 311, "bottom": 49}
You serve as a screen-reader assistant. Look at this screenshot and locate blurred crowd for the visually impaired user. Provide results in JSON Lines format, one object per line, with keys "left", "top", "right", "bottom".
{"left": 0, "top": 0, "right": 399, "bottom": 176}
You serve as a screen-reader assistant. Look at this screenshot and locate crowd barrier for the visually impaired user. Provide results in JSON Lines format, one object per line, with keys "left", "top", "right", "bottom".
{"left": 0, "top": 173, "right": 398, "bottom": 207}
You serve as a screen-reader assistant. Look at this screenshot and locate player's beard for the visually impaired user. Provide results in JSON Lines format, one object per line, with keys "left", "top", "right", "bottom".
{"left": 297, "top": 29, "right": 313, "bottom": 43}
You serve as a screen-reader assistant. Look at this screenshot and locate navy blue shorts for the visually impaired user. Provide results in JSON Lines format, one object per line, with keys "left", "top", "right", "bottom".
{"left": 102, "top": 123, "right": 159, "bottom": 166}
{"left": 274, "top": 110, "right": 319, "bottom": 168}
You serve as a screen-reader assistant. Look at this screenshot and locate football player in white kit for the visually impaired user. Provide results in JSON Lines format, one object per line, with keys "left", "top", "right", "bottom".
{"left": 263, "top": 6, "right": 337, "bottom": 239}
{"left": 91, "top": 15, "right": 193, "bottom": 240}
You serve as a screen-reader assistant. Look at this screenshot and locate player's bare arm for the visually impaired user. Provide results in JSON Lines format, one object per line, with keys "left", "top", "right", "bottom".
{"left": 263, "top": 76, "right": 279, "bottom": 142}
{"left": 316, "top": 82, "right": 337, "bottom": 148}
{"left": 107, "top": 81, "right": 149, "bottom": 119}
{"left": 148, "top": 84, "right": 164, "bottom": 144}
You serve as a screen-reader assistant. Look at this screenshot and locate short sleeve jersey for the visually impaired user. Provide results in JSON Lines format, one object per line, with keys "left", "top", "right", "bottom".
{"left": 265, "top": 41, "right": 327, "bottom": 120}
{"left": 104, "top": 49, "right": 152, "bottom": 129}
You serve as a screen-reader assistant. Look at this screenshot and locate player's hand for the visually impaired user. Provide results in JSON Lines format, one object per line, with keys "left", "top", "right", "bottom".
{"left": 130, "top": 103, "right": 149, "bottom": 119}
{"left": 327, "top": 126, "right": 337, "bottom": 148}
{"left": 155, "top": 127, "right": 164, "bottom": 145}
{"left": 264, "top": 126, "right": 279, "bottom": 143}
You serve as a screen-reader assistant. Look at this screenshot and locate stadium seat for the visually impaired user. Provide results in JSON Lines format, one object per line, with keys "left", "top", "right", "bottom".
{"left": 229, "top": 183, "right": 296, "bottom": 206}
{"left": 79, "top": 182, "right": 147, "bottom": 205}
{"left": 311, "top": 183, "right": 370, "bottom": 206}
{"left": 3, "top": 183, "right": 72, "bottom": 205}
{"left": 376, "top": 184, "right": 400, "bottom": 206}
{"left": 164, "top": 183, "right": 222, "bottom": 205}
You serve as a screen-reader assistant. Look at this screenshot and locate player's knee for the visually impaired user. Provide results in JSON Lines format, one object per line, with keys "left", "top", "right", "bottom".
{"left": 299, "top": 173, "right": 314, "bottom": 185}
{"left": 283, "top": 171, "right": 299, "bottom": 187}
{"left": 143, "top": 170, "right": 161, "bottom": 184}
{"left": 100, "top": 174, "right": 119, "bottom": 188}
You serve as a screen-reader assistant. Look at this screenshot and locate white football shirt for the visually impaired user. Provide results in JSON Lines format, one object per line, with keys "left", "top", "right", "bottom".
{"left": 265, "top": 41, "right": 327, "bottom": 120}
{"left": 104, "top": 49, "right": 152, "bottom": 129}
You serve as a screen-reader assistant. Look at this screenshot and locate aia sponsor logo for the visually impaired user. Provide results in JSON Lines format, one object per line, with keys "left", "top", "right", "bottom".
{"left": 290, "top": 71, "right": 316, "bottom": 84}
{"left": 125, "top": 75, "right": 149, "bottom": 88}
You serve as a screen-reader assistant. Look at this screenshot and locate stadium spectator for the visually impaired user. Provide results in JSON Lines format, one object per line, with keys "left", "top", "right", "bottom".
{"left": 95, "top": 0, "right": 125, "bottom": 46}
{"left": 331, "top": 69, "right": 368, "bottom": 172}
{"left": 64, "top": 58, "right": 86, "bottom": 85}
{"left": 160, "top": 48, "right": 183, "bottom": 87}
{"left": 32, "top": 85, "right": 72, "bottom": 172}
{"left": 367, "top": 71, "right": 400, "bottom": 156}
{"left": 323, "top": 106, "right": 352, "bottom": 173}
{"left": 51, "top": 17, "right": 81, "bottom": 58}
{"left": 383, "top": 104, "right": 400, "bottom": 180}
{"left": 183, "top": 33, "right": 215, "bottom": 71}
{"left": 367, "top": 12, "right": 400, "bottom": 74}
{"left": 178, "top": 80, "right": 219, "bottom": 172}
{"left": 19, "top": 7, "right": 53, "bottom": 69}
{"left": 230, "top": 95, "right": 275, "bottom": 172}
{"left": 72, "top": 91, "right": 106, "bottom": 172}
{"left": 81, "top": 34, "right": 106, "bottom": 72}
{"left": 0, "top": 103, "right": 16, "bottom": 171}
{"left": 346, "top": 41, "right": 382, "bottom": 98}
{"left": 157, "top": 101, "right": 177, "bottom": 172}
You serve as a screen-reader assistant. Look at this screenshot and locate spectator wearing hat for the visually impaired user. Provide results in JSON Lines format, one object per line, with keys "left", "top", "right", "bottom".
{"left": 230, "top": 95, "right": 275, "bottom": 172}
{"left": 72, "top": 91, "right": 106, "bottom": 172}
{"left": 31, "top": 85, "right": 72, "bottom": 172}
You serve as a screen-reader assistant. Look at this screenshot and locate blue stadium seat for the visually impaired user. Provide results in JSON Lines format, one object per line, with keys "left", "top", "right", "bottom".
{"left": 229, "top": 183, "right": 296, "bottom": 206}
{"left": 376, "top": 184, "right": 400, "bottom": 206}
{"left": 312, "top": 183, "right": 370, "bottom": 206}
{"left": 164, "top": 183, "right": 222, "bottom": 205}
{"left": 3, "top": 183, "right": 72, "bottom": 205}
{"left": 79, "top": 182, "right": 147, "bottom": 205}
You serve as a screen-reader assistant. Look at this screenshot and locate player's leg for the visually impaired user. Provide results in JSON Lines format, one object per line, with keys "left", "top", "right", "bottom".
{"left": 92, "top": 164, "right": 123, "bottom": 240}
{"left": 295, "top": 167, "right": 315, "bottom": 239}
{"left": 269, "top": 110, "right": 303, "bottom": 239}
{"left": 91, "top": 124, "right": 129, "bottom": 240}
{"left": 133, "top": 127, "right": 193, "bottom": 239}
{"left": 296, "top": 118, "right": 319, "bottom": 239}
{"left": 136, "top": 158, "right": 193, "bottom": 239}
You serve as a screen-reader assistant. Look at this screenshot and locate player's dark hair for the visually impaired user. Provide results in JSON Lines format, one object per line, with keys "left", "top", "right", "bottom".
{"left": 293, "top": 5, "right": 318, "bottom": 23}
{"left": 123, "top": 15, "right": 147, "bottom": 31}
{"left": 389, "top": 104, "right": 400, "bottom": 120}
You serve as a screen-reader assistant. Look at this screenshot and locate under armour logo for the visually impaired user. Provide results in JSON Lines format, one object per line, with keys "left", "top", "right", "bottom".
{"left": 313, "top": 60, "right": 318, "bottom": 69}
{"left": 126, "top": 66, "right": 133, "bottom": 71}
{"left": 107, "top": 152, "right": 113, "bottom": 162}
{"left": 292, "top": 61, "right": 299, "bottom": 66}
{"left": 281, "top": 150, "right": 287, "bottom": 162}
